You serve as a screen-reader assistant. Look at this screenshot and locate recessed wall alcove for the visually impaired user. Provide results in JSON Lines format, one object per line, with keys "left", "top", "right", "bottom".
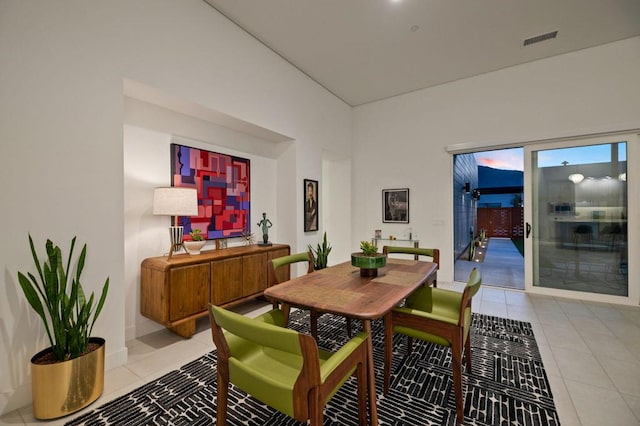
{"left": 123, "top": 79, "right": 295, "bottom": 339}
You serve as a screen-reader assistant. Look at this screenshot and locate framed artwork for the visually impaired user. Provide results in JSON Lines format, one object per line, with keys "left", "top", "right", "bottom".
{"left": 304, "top": 179, "right": 319, "bottom": 232}
{"left": 382, "top": 188, "right": 409, "bottom": 223}
{"left": 171, "top": 143, "right": 250, "bottom": 240}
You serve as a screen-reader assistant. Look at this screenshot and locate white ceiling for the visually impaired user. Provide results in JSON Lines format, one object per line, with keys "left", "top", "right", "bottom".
{"left": 205, "top": 0, "right": 640, "bottom": 107}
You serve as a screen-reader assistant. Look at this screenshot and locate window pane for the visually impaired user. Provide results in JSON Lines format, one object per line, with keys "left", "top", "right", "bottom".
{"left": 533, "top": 142, "right": 627, "bottom": 296}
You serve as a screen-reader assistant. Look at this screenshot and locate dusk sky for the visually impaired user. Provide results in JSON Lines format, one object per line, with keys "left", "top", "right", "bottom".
{"left": 474, "top": 148, "right": 523, "bottom": 171}
{"left": 474, "top": 142, "right": 626, "bottom": 171}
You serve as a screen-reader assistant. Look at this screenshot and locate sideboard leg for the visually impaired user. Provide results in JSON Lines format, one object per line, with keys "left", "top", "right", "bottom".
{"left": 168, "top": 320, "right": 196, "bottom": 338}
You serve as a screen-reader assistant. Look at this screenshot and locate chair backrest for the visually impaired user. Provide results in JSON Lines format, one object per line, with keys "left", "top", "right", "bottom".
{"left": 459, "top": 268, "right": 482, "bottom": 332}
{"left": 383, "top": 246, "right": 440, "bottom": 269}
{"left": 210, "top": 304, "right": 307, "bottom": 356}
{"left": 269, "top": 251, "right": 314, "bottom": 285}
{"left": 209, "top": 305, "right": 320, "bottom": 420}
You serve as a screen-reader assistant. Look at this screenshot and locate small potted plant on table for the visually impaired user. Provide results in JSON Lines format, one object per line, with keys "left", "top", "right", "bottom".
{"left": 351, "top": 240, "right": 387, "bottom": 277}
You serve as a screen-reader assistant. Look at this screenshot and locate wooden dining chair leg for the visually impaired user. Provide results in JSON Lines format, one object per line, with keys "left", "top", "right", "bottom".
{"left": 451, "top": 334, "right": 465, "bottom": 425}
{"left": 345, "top": 317, "right": 352, "bottom": 337}
{"left": 308, "top": 387, "right": 322, "bottom": 426}
{"left": 406, "top": 336, "right": 414, "bottom": 355}
{"left": 464, "top": 333, "right": 473, "bottom": 373}
{"left": 281, "top": 303, "right": 291, "bottom": 325}
{"left": 383, "top": 313, "right": 393, "bottom": 394}
{"left": 312, "top": 390, "right": 324, "bottom": 426}
{"left": 216, "top": 370, "right": 229, "bottom": 425}
{"left": 356, "top": 361, "right": 368, "bottom": 426}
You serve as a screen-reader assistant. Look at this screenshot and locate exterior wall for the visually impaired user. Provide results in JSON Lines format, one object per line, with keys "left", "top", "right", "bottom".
{"left": 477, "top": 207, "right": 524, "bottom": 238}
{"left": 453, "top": 154, "right": 479, "bottom": 259}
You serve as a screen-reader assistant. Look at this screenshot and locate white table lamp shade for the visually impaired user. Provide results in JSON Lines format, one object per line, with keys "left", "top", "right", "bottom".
{"left": 153, "top": 187, "right": 198, "bottom": 216}
{"left": 153, "top": 187, "right": 198, "bottom": 259}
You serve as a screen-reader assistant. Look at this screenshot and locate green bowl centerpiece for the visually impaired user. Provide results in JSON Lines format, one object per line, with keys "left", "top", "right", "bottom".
{"left": 351, "top": 241, "right": 386, "bottom": 277}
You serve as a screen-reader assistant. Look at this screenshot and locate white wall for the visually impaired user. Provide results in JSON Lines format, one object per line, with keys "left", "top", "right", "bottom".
{"left": 322, "top": 156, "right": 352, "bottom": 264}
{"left": 353, "top": 37, "right": 640, "bottom": 282}
{"left": 0, "top": 0, "right": 352, "bottom": 414}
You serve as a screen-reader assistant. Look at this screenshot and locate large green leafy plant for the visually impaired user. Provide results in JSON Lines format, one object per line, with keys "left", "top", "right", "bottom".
{"left": 308, "top": 231, "right": 332, "bottom": 270}
{"left": 17, "top": 235, "right": 109, "bottom": 361}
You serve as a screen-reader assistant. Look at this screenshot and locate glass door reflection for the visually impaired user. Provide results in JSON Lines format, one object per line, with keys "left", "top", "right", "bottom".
{"left": 532, "top": 142, "right": 627, "bottom": 296}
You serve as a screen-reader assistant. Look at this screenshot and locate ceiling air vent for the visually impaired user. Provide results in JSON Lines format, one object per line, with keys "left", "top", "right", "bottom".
{"left": 523, "top": 30, "right": 558, "bottom": 46}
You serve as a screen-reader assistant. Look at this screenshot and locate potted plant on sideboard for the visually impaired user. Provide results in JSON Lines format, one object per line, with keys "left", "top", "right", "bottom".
{"left": 351, "top": 240, "right": 387, "bottom": 277}
{"left": 17, "top": 235, "right": 109, "bottom": 419}
{"left": 184, "top": 228, "right": 207, "bottom": 255}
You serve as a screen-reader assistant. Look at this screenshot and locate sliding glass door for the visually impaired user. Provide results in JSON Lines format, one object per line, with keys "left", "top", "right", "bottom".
{"left": 524, "top": 135, "right": 636, "bottom": 301}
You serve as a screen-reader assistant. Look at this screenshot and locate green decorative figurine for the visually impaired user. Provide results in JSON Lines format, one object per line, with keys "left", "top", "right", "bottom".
{"left": 257, "top": 212, "right": 273, "bottom": 246}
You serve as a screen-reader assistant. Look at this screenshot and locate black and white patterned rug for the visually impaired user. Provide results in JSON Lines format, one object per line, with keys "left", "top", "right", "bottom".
{"left": 67, "top": 310, "right": 559, "bottom": 425}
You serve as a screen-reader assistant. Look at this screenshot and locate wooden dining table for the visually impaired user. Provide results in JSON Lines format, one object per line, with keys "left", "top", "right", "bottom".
{"left": 263, "top": 258, "right": 438, "bottom": 425}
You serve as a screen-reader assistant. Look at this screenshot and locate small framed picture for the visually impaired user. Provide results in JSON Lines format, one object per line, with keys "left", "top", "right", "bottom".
{"left": 374, "top": 229, "right": 382, "bottom": 239}
{"left": 304, "top": 179, "right": 319, "bottom": 232}
{"left": 382, "top": 188, "right": 409, "bottom": 223}
{"left": 215, "top": 238, "right": 228, "bottom": 250}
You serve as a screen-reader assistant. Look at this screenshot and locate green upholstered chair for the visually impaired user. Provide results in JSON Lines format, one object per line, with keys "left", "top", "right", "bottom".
{"left": 268, "top": 252, "right": 315, "bottom": 289}
{"left": 268, "top": 252, "right": 351, "bottom": 339}
{"left": 383, "top": 245, "right": 440, "bottom": 286}
{"left": 209, "top": 305, "right": 369, "bottom": 426}
{"left": 383, "top": 268, "right": 482, "bottom": 426}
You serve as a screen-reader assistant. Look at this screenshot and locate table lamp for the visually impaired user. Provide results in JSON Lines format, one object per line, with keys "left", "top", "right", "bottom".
{"left": 153, "top": 187, "right": 198, "bottom": 259}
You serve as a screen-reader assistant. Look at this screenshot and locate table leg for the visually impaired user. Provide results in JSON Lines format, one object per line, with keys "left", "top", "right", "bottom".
{"left": 281, "top": 303, "right": 291, "bottom": 325}
{"left": 362, "top": 319, "right": 378, "bottom": 425}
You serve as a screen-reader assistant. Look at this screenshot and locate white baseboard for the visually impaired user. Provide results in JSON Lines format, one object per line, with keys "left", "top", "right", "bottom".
{"left": 105, "top": 346, "right": 128, "bottom": 371}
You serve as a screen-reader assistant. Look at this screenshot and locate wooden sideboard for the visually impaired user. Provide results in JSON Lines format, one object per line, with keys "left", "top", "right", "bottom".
{"left": 141, "top": 244, "right": 290, "bottom": 337}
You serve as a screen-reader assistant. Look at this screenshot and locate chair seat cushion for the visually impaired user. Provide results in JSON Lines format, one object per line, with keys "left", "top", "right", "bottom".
{"left": 230, "top": 345, "right": 305, "bottom": 416}
{"left": 224, "top": 309, "right": 303, "bottom": 416}
{"left": 394, "top": 306, "right": 474, "bottom": 345}
{"left": 392, "top": 287, "right": 464, "bottom": 347}
{"left": 229, "top": 334, "right": 365, "bottom": 417}
{"left": 405, "top": 286, "right": 463, "bottom": 321}
{"left": 394, "top": 323, "right": 451, "bottom": 347}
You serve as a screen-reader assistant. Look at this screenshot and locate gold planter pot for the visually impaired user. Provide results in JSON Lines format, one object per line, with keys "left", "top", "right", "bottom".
{"left": 30, "top": 337, "right": 105, "bottom": 419}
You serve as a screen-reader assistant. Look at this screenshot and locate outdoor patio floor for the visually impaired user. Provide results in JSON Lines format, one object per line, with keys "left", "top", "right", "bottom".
{"left": 455, "top": 237, "right": 524, "bottom": 289}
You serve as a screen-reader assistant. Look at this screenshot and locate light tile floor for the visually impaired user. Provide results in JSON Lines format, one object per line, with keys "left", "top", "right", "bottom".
{"left": 3, "top": 291, "right": 640, "bottom": 425}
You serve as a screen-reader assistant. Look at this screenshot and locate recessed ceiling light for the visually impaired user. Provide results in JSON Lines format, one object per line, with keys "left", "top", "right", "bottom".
{"left": 568, "top": 173, "right": 584, "bottom": 184}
